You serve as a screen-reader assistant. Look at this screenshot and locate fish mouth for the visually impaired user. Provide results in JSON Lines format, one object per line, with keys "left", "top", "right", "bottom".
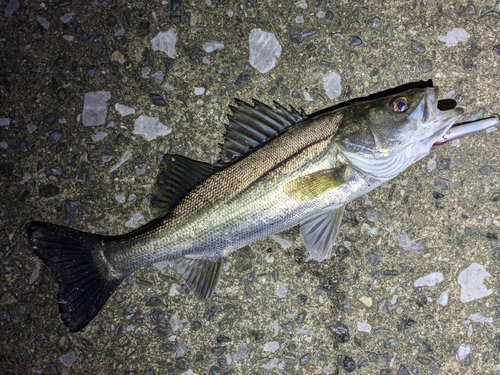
{"left": 421, "top": 87, "right": 464, "bottom": 144}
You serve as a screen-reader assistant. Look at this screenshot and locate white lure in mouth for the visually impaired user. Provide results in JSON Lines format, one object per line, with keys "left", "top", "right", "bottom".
{"left": 433, "top": 115, "right": 500, "bottom": 146}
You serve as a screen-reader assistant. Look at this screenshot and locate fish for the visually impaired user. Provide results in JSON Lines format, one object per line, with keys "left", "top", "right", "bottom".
{"left": 24, "top": 83, "right": 498, "bottom": 332}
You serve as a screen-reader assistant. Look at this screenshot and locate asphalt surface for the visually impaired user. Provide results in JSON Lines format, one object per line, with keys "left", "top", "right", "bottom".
{"left": 1, "top": 0, "right": 500, "bottom": 374}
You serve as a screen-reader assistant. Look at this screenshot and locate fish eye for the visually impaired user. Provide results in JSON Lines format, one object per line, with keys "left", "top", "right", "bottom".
{"left": 392, "top": 97, "right": 409, "bottom": 113}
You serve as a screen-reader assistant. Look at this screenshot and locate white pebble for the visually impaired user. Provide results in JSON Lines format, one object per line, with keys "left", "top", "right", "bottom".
{"left": 457, "top": 263, "right": 492, "bottom": 303}
{"left": 194, "top": 87, "right": 205, "bottom": 95}
{"left": 457, "top": 344, "right": 471, "bottom": 360}
{"left": 437, "top": 291, "right": 448, "bottom": 306}
{"left": 59, "top": 351, "right": 76, "bottom": 367}
{"left": 133, "top": 115, "right": 171, "bottom": 141}
{"left": 276, "top": 282, "right": 287, "bottom": 298}
{"left": 124, "top": 212, "right": 144, "bottom": 228}
{"left": 248, "top": 28, "right": 282, "bottom": 74}
{"left": 322, "top": 71, "right": 342, "bottom": 100}
{"left": 357, "top": 322, "right": 372, "bottom": 332}
{"left": 414, "top": 272, "right": 444, "bottom": 287}
{"left": 263, "top": 341, "right": 280, "bottom": 352}
{"left": 151, "top": 29, "right": 177, "bottom": 58}
{"left": 468, "top": 313, "right": 493, "bottom": 323}
{"left": 114, "top": 103, "right": 135, "bottom": 117}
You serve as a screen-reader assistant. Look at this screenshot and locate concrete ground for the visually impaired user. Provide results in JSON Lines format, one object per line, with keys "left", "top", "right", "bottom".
{"left": 1, "top": 0, "right": 500, "bottom": 374}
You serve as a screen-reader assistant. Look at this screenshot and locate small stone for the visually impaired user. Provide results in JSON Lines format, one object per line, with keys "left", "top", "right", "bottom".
{"left": 458, "top": 344, "right": 471, "bottom": 360}
{"left": 202, "top": 40, "right": 224, "bottom": 53}
{"left": 350, "top": 36, "right": 362, "bottom": 46}
{"left": 90, "top": 35, "right": 107, "bottom": 59}
{"left": 438, "top": 28, "right": 470, "bottom": 47}
{"left": 337, "top": 354, "right": 356, "bottom": 372}
{"left": 490, "top": 192, "right": 500, "bottom": 202}
{"left": 216, "top": 335, "right": 231, "bottom": 343}
{"left": 437, "top": 291, "right": 449, "bottom": 306}
{"left": 146, "top": 297, "right": 163, "bottom": 306}
{"left": 396, "top": 365, "right": 410, "bottom": 375}
{"left": 365, "top": 249, "right": 380, "bottom": 265}
{"left": 411, "top": 40, "right": 426, "bottom": 53}
{"left": 479, "top": 165, "right": 495, "bottom": 175}
{"left": 492, "top": 248, "right": 500, "bottom": 261}
{"left": 416, "top": 356, "right": 432, "bottom": 365}
{"left": 439, "top": 158, "right": 450, "bottom": 170}
{"left": 204, "top": 306, "right": 217, "bottom": 321}
{"left": 249, "top": 28, "right": 281, "bottom": 73}
{"left": 151, "top": 29, "right": 177, "bottom": 58}
{"left": 150, "top": 93, "right": 167, "bottom": 107}
{"left": 295, "top": 310, "right": 307, "bottom": 324}
{"left": 433, "top": 191, "right": 444, "bottom": 199}
{"left": 150, "top": 309, "right": 165, "bottom": 324}
{"left": 359, "top": 296, "right": 373, "bottom": 307}
{"left": 59, "top": 351, "right": 76, "bottom": 367}
{"left": 282, "top": 352, "right": 296, "bottom": 360}
{"left": 429, "top": 361, "right": 441, "bottom": 373}
{"left": 0, "top": 310, "right": 11, "bottom": 322}
{"left": 294, "top": 0, "right": 308, "bottom": 9}
{"left": 170, "top": 313, "right": 182, "bottom": 331}
{"left": 458, "top": 263, "right": 493, "bottom": 302}
{"left": 322, "top": 71, "right": 342, "bottom": 100}
{"left": 82, "top": 91, "right": 111, "bottom": 126}
{"left": 276, "top": 282, "right": 287, "bottom": 298}
{"left": 419, "top": 59, "right": 433, "bottom": 73}
{"left": 434, "top": 177, "right": 450, "bottom": 190}
{"left": 462, "top": 57, "right": 474, "bottom": 69}
{"left": 240, "top": 272, "right": 254, "bottom": 285}
{"left": 357, "top": 322, "right": 372, "bottom": 332}
{"left": 384, "top": 338, "right": 397, "bottom": 349}
{"left": 211, "top": 346, "right": 226, "bottom": 356}
{"left": 329, "top": 322, "right": 350, "bottom": 342}
{"left": 299, "top": 353, "right": 311, "bottom": 366}
{"left": 263, "top": 341, "right": 279, "bottom": 352}
{"left": 133, "top": 115, "right": 171, "bottom": 141}
{"left": 414, "top": 272, "right": 444, "bottom": 287}
{"left": 234, "top": 73, "right": 251, "bottom": 89}
{"left": 191, "top": 321, "right": 201, "bottom": 331}
{"left": 124, "top": 304, "right": 139, "bottom": 319}
{"left": 357, "top": 359, "right": 370, "bottom": 369}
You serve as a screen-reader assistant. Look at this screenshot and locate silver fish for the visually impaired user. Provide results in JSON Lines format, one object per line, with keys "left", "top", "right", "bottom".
{"left": 24, "top": 85, "right": 497, "bottom": 332}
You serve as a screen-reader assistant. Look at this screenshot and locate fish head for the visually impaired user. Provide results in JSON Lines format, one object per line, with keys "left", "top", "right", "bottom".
{"left": 335, "top": 87, "right": 464, "bottom": 179}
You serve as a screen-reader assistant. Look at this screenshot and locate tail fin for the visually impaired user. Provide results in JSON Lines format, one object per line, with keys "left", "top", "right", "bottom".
{"left": 24, "top": 221, "right": 125, "bottom": 332}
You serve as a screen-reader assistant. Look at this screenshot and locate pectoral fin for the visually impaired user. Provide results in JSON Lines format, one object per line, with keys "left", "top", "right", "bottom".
{"left": 283, "top": 165, "right": 349, "bottom": 201}
{"left": 168, "top": 257, "right": 225, "bottom": 298}
{"left": 300, "top": 206, "right": 345, "bottom": 262}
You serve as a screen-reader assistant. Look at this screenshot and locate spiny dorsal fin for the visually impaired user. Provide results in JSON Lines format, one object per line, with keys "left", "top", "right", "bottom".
{"left": 168, "top": 256, "right": 225, "bottom": 298}
{"left": 151, "top": 155, "right": 219, "bottom": 218}
{"left": 218, "top": 99, "right": 308, "bottom": 166}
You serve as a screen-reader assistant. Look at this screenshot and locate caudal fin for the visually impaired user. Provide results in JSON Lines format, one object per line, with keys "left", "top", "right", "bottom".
{"left": 24, "top": 221, "right": 125, "bottom": 332}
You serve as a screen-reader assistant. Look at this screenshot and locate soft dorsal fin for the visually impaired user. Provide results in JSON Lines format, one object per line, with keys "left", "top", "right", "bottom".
{"left": 151, "top": 155, "right": 219, "bottom": 218}
{"left": 218, "top": 99, "right": 308, "bottom": 165}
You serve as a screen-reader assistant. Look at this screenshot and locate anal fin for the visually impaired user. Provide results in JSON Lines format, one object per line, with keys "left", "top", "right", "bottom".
{"left": 300, "top": 206, "right": 345, "bottom": 262}
{"left": 168, "top": 257, "right": 225, "bottom": 298}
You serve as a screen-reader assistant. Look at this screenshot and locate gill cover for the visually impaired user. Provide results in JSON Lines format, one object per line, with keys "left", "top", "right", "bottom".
{"left": 335, "top": 87, "right": 463, "bottom": 179}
